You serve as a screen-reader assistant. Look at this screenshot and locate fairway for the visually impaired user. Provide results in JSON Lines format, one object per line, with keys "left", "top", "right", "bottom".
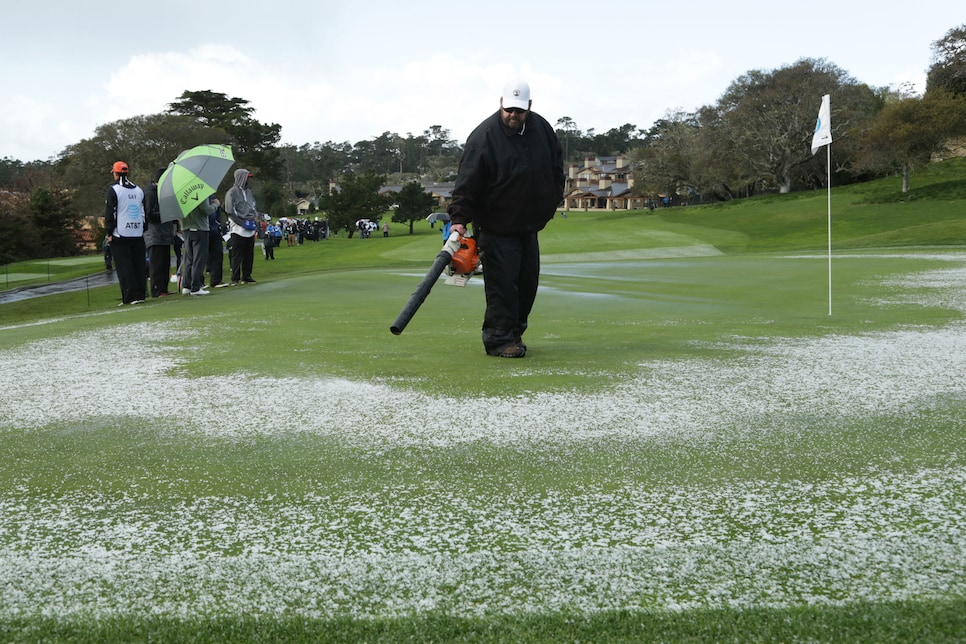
{"left": 1, "top": 235, "right": 964, "bottom": 638}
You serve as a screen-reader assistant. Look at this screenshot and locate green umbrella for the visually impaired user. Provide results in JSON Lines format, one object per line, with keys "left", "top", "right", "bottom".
{"left": 158, "top": 144, "right": 234, "bottom": 222}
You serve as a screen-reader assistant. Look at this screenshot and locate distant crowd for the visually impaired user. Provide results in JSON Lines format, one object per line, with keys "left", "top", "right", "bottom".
{"left": 105, "top": 214, "right": 339, "bottom": 295}
{"left": 102, "top": 159, "right": 404, "bottom": 306}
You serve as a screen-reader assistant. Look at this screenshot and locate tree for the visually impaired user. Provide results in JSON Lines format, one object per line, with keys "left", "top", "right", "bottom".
{"left": 398, "top": 133, "right": 428, "bottom": 175}
{"left": 420, "top": 126, "right": 462, "bottom": 180}
{"left": 167, "top": 90, "right": 255, "bottom": 129}
{"left": 313, "top": 141, "right": 353, "bottom": 183}
{"left": 0, "top": 192, "right": 28, "bottom": 264}
{"left": 259, "top": 179, "right": 286, "bottom": 220}
{"left": 927, "top": 23, "right": 966, "bottom": 97}
{"left": 58, "top": 113, "right": 227, "bottom": 218}
{"left": 589, "top": 123, "right": 644, "bottom": 155}
{"left": 317, "top": 170, "right": 390, "bottom": 234}
{"left": 26, "top": 186, "right": 84, "bottom": 258}
{"left": 0, "top": 157, "right": 25, "bottom": 190}
{"left": 716, "top": 58, "right": 878, "bottom": 193}
{"left": 852, "top": 90, "right": 966, "bottom": 191}
{"left": 352, "top": 132, "right": 401, "bottom": 175}
{"left": 681, "top": 106, "right": 761, "bottom": 202}
{"left": 633, "top": 111, "right": 700, "bottom": 201}
{"left": 631, "top": 58, "right": 883, "bottom": 202}
{"left": 422, "top": 125, "right": 455, "bottom": 157}
{"left": 554, "top": 118, "right": 602, "bottom": 163}
{"left": 0, "top": 177, "right": 84, "bottom": 263}
{"left": 393, "top": 181, "right": 436, "bottom": 234}
{"left": 555, "top": 117, "right": 579, "bottom": 162}
{"left": 277, "top": 141, "right": 353, "bottom": 199}
{"left": 167, "top": 90, "right": 282, "bottom": 180}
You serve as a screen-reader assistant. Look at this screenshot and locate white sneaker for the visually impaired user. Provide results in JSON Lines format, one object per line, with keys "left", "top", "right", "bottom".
{"left": 182, "top": 288, "right": 190, "bottom": 295}
{"left": 190, "top": 288, "right": 210, "bottom": 296}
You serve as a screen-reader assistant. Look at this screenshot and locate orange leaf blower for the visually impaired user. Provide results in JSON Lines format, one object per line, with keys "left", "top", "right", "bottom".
{"left": 390, "top": 232, "right": 480, "bottom": 335}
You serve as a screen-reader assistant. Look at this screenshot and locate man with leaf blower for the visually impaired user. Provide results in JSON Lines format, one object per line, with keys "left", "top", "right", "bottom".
{"left": 448, "top": 79, "right": 565, "bottom": 358}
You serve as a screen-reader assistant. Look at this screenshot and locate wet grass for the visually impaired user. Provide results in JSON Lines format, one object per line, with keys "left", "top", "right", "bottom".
{"left": 1, "top": 161, "right": 966, "bottom": 641}
{"left": 5, "top": 598, "right": 966, "bottom": 643}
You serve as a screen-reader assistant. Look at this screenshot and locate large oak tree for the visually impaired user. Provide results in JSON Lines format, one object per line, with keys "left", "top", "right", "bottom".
{"left": 927, "top": 23, "right": 966, "bottom": 97}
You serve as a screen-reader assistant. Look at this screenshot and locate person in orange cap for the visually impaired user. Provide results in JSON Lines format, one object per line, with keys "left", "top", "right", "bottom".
{"left": 104, "top": 161, "right": 147, "bottom": 305}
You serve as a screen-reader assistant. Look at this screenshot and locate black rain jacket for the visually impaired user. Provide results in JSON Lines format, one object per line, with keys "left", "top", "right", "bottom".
{"left": 448, "top": 110, "right": 564, "bottom": 235}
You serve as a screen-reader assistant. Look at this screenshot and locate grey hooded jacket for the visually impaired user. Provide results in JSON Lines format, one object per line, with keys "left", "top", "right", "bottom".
{"left": 225, "top": 168, "right": 257, "bottom": 236}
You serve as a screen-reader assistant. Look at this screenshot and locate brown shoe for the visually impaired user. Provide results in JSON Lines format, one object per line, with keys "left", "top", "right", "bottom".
{"left": 494, "top": 343, "right": 526, "bottom": 358}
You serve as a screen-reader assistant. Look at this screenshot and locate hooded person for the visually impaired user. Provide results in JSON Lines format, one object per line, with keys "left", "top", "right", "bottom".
{"left": 224, "top": 168, "right": 258, "bottom": 285}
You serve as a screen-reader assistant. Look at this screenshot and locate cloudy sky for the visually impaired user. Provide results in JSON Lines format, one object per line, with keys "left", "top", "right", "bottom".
{"left": 0, "top": 0, "right": 956, "bottom": 162}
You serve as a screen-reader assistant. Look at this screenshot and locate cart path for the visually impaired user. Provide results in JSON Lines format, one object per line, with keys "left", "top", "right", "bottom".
{"left": 0, "top": 270, "right": 118, "bottom": 305}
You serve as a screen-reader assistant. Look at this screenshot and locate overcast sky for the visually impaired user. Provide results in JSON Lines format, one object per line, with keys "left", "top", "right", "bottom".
{"left": 0, "top": 0, "right": 957, "bottom": 162}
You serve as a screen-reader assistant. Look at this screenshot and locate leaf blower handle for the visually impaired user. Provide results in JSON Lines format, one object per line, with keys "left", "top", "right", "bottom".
{"left": 442, "top": 229, "right": 462, "bottom": 255}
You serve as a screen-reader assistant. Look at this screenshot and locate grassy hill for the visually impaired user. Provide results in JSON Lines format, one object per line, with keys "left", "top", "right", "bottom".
{"left": 602, "top": 157, "right": 966, "bottom": 254}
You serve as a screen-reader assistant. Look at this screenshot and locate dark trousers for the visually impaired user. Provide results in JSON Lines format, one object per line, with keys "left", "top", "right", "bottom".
{"left": 111, "top": 236, "right": 147, "bottom": 304}
{"left": 207, "top": 232, "right": 225, "bottom": 286}
{"left": 229, "top": 234, "right": 255, "bottom": 283}
{"left": 147, "top": 244, "right": 171, "bottom": 297}
{"left": 183, "top": 230, "right": 209, "bottom": 292}
{"left": 478, "top": 231, "right": 540, "bottom": 354}
{"left": 173, "top": 236, "right": 183, "bottom": 274}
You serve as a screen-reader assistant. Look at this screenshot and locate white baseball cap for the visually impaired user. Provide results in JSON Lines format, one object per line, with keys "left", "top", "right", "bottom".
{"left": 502, "top": 79, "right": 531, "bottom": 110}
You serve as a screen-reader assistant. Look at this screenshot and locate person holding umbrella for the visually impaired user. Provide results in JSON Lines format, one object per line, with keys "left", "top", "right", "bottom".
{"left": 225, "top": 168, "right": 258, "bottom": 285}
{"left": 104, "top": 161, "right": 147, "bottom": 305}
{"left": 180, "top": 195, "right": 218, "bottom": 296}
{"left": 156, "top": 143, "right": 236, "bottom": 288}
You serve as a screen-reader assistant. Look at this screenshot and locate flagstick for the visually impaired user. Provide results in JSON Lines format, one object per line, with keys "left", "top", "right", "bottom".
{"left": 826, "top": 144, "right": 832, "bottom": 316}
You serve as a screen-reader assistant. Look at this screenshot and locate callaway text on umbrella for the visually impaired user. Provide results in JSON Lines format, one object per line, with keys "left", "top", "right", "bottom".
{"left": 158, "top": 144, "right": 235, "bottom": 222}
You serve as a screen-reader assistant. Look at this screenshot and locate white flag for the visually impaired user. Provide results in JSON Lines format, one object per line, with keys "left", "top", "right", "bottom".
{"left": 810, "top": 94, "right": 832, "bottom": 155}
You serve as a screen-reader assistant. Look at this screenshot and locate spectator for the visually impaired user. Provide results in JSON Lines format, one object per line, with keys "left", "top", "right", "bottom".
{"left": 225, "top": 168, "right": 258, "bottom": 285}
{"left": 208, "top": 196, "right": 228, "bottom": 288}
{"left": 181, "top": 195, "right": 217, "bottom": 296}
{"left": 103, "top": 161, "right": 147, "bottom": 305}
{"left": 263, "top": 229, "right": 275, "bottom": 260}
{"left": 267, "top": 223, "right": 283, "bottom": 249}
{"left": 173, "top": 226, "right": 184, "bottom": 285}
{"left": 103, "top": 235, "right": 113, "bottom": 271}
{"left": 143, "top": 168, "right": 174, "bottom": 297}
